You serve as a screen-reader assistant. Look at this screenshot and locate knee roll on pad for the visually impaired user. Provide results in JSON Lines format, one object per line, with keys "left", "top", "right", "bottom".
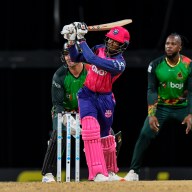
{"left": 81, "top": 116, "right": 101, "bottom": 140}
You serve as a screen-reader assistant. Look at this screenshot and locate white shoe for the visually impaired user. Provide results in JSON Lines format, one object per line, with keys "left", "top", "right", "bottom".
{"left": 124, "top": 170, "right": 139, "bottom": 181}
{"left": 108, "top": 172, "right": 125, "bottom": 181}
{"left": 94, "top": 174, "right": 109, "bottom": 182}
{"left": 42, "top": 173, "right": 56, "bottom": 183}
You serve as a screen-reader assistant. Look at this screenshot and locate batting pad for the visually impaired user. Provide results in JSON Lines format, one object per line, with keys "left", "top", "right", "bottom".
{"left": 101, "top": 135, "right": 119, "bottom": 173}
{"left": 82, "top": 116, "right": 108, "bottom": 180}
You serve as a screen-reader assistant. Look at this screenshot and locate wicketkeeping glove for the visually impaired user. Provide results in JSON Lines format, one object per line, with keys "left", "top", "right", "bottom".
{"left": 61, "top": 24, "right": 76, "bottom": 41}
{"left": 63, "top": 114, "right": 82, "bottom": 138}
{"left": 73, "top": 22, "right": 88, "bottom": 40}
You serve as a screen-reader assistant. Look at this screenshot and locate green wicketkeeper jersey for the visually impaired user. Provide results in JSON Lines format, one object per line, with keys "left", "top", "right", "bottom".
{"left": 51, "top": 64, "right": 87, "bottom": 114}
{"left": 63, "top": 69, "right": 86, "bottom": 110}
{"left": 147, "top": 55, "right": 192, "bottom": 116}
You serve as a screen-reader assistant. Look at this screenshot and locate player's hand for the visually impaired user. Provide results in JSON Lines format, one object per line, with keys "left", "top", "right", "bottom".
{"left": 62, "top": 114, "right": 82, "bottom": 138}
{"left": 182, "top": 114, "right": 192, "bottom": 134}
{"left": 149, "top": 116, "right": 159, "bottom": 133}
{"left": 73, "top": 22, "right": 88, "bottom": 40}
{"left": 61, "top": 24, "right": 76, "bottom": 41}
{"left": 61, "top": 23, "right": 76, "bottom": 34}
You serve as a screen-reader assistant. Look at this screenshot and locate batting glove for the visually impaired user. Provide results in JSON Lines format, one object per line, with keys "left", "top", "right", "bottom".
{"left": 73, "top": 22, "right": 88, "bottom": 40}
{"left": 61, "top": 24, "right": 76, "bottom": 41}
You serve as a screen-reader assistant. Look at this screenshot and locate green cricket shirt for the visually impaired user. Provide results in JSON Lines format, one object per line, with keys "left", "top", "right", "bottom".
{"left": 147, "top": 55, "right": 192, "bottom": 116}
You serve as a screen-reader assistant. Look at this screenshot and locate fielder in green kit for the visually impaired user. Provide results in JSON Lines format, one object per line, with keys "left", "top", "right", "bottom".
{"left": 124, "top": 33, "right": 192, "bottom": 181}
{"left": 41, "top": 43, "right": 88, "bottom": 183}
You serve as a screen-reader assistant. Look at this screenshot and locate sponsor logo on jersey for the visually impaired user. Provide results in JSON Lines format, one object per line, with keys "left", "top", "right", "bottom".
{"left": 66, "top": 93, "right": 72, "bottom": 100}
{"left": 113, "top": 60, "right": 125, "bottom": 70}
{"left": 170, "top": 82, "right": 183, "bottom": 89}
{"left": 105, "top": 110, "right": 112, "bottom": 118}
{"left": 92, "top": 65, "right": 107, "bottom": 76}
{"left": 162, "top": 82, "right": 167, "bottom": 88}
{"left": 177, "top": 72, "right": 183, "bottom": 79}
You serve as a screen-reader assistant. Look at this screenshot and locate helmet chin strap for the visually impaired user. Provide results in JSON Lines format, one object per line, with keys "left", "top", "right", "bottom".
{"left": 106, "top": 48, "right": 122, "bottom": 56}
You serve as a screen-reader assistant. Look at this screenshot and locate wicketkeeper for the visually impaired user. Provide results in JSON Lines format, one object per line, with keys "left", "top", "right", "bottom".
{"left": 41, "top": 43, "right": 88, "bottom": 183}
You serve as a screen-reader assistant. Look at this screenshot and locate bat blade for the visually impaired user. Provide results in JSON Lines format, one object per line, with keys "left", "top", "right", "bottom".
{"left": 88, "top": 19, "right": 132, "bottom": 31}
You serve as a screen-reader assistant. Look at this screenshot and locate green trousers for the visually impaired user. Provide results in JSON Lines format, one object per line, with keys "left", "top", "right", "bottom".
{"left": 130, "top": 105, "right": 188, "bottom": 174}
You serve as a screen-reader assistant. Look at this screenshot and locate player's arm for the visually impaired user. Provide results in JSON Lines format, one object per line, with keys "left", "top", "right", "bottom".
{"left": 187, "top": 62, "right": 192, "bottom": 114}
{"left": 68, "top": 44, "right": 86, "bottom": 63}
{"left": 183, "top": 61, "right": 192, "bottom": 134}
{"left": 147, "top": 62, "right": 158, "bottom": 116}
{"left": 147, "top": 62, "right": 160, "bottom": 132}
{"left": 77, "top": 42, "right": 125, "bottom": 74}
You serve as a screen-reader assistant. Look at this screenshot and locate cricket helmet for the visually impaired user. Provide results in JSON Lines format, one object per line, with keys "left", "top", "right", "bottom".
{"left": 105, "top": 26, "right": 130, "bottom": 44}
{"left": 60, "top": 43, "right": 69, "bottom": 62}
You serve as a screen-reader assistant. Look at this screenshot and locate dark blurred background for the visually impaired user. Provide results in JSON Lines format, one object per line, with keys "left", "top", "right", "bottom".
{"left": 1, "top": 0, "right": 192, "bottom": 179}
{"left": 2, "top": 0, "right": 192, "bottom": 50}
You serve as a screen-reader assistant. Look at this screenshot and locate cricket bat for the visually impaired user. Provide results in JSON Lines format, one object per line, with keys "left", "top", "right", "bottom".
{"left": 87, "top": 19, "right": 132, "bottom": 31}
